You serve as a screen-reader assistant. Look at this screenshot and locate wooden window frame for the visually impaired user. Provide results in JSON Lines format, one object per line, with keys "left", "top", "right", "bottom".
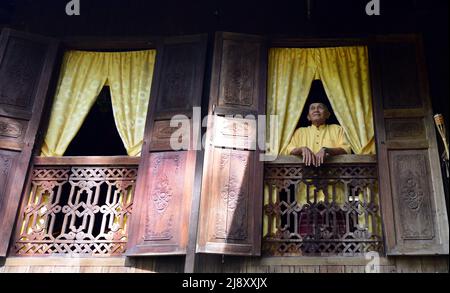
{"left": 9, "top": 36, "right": 162, "bottom": 258}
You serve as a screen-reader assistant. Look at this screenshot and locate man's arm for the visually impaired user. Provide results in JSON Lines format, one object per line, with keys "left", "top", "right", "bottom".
{"left": 315, "top": 147, "right": 347, "bottom": 167}
{"left": 290, "top": 147, "right": 316, "bottom": 166}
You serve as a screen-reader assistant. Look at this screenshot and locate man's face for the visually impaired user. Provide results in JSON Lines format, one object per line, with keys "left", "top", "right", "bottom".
{"left": 307, "top": 103, "right": 330, "bottom": 125}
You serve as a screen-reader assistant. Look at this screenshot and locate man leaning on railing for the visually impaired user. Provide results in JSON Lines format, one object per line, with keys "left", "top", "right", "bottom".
{"left": 285, "top": 102, "right": 351, "bottom": 166}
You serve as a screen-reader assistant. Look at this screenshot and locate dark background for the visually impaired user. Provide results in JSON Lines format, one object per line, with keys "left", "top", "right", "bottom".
{"left": 0, "top": 0, "right": 449, "bottom": 141}
{"left": 0, "top": 0, "right": 448, "bottom": 124}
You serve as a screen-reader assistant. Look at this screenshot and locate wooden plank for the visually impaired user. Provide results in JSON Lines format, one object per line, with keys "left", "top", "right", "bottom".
{"left": 0, "top": 29, "right": 59, "bottom": 257}
{"left": 370, "top": 35, "right": 449, "bottom": 256}
{"left": 197, "top": 32, "right": 267, "bottom": 257}
{"left": 258, "top": 257, "right": 392, "bottom": 266}
{"left": 63, "top": 37, "right": 159, "bottom": 51}
{"left": 345, "top": 266, "right": 366, "bottom": 273}
{"left": 395, "top": 256, "right": 422, "bottom": 273}
{"left": 33, "top": 156, "right": 140, "bottom": 166}
{"left": 126, "top": 34, "right": 207, "bottom": 260}
{"left": 4, "top": 257, "right": 126, "bottom": 267}
{"left": 0, "top": 141, "right": 23, "bottom": 151}
{"left": 267, "top": 155, "right": 376, "bottom": 165}
{"left": 325, "top": 266, "right": 345, "bottom": 273}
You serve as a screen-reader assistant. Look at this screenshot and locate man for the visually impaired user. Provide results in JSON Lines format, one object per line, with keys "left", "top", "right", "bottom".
{"left": 285, "top": 102, "right": 351, "bottom": 166}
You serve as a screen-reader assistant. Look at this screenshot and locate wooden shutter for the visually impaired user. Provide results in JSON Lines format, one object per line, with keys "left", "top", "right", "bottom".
{"left": 126, "top": 35, "right": 207, "bottom": 255}
{"left": 370, "top": 35, "right": 449, "bottom": 255}
{"left": 196, "top": 32, "right": 267, "bottom": 256}
{"left": 0, "top": 29, "right": 59, "bottom": 256}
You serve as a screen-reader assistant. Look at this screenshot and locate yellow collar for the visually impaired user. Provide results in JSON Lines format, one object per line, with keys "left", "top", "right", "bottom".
{"left": 312, "top": 124, "right": 327, "bottom": 130}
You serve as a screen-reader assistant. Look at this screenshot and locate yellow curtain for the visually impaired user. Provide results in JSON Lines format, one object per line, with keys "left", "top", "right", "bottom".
{"left": 267, "top": 48, "right": 319, "bottom": 156}
{"left": 41, "top": 50, "right": 156, "bottom": 157}
{"left": 317, "top": 47, "right": 375, "bottom": 154}
{"left": 108, "top": 50, "right": 156, "bottom": 156}
{"left": 264, "top": 46, "right": 378, "bottom": 238}
{"left": 41, "top": 51, "right": 108, "bottom": 156}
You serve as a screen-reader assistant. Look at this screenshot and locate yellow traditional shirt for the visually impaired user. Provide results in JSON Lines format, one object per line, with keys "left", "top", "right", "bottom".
{"left": 284, "top": 124, "right": 352, "bottom": 155}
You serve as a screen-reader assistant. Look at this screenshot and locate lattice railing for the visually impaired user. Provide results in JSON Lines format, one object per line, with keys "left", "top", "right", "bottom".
{"left": 13, "top": 156, "right": 139, "bottom": 257}
{"left": 263, "top": 155, "right": 383, "bottom": 256}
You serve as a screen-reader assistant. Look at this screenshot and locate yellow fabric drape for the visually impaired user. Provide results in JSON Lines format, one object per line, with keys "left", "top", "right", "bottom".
{"left": 108, "top": 50, "right": 156, "bottom": 156}
{"left": 41, "top": 51, "right": 108, "bottom": 156}
{"left": 264, "top": 46, "right": 379, "bottom": 237}
{"left": 41, "top": 50, "right": 156, "bottom": 157}
{"left": 267, "top": 46, "right": 375, "bottom": 156}
{"left": 317, "top": 47, "right": 375, "bottom": 154}
{"left": 266, "top": 48, "right": 318, "bottom": 156}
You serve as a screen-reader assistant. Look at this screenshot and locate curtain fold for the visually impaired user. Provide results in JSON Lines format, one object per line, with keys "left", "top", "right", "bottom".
{"left": 317, "top": 47, "right": 375, "bottom": 154}
{"left": 267, "top": 46, "right": 375, "bottom": 156}
{"left": 41, "top": 50, "right": 156, "bottom": 157}
{"left": 266, "top": 48, "right": 318, "bottom": 156}
{"left": 265, "top": 46, "right": 377, "bottom": 234}
{"left": 41, "top": 51, "right": 108, "bottom": 157}
{"left": 108, "top": 50, "right": 156, "bottom": 156}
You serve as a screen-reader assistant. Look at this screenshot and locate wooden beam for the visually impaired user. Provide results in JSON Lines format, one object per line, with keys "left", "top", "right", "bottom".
{"left": 33, "top": 156, "right": 140, "bottom": 166}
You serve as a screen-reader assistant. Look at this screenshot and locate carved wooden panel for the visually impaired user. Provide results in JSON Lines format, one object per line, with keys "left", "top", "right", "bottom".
{"left": 0, "top": 150, "right": 16, "bottom": 210}
{"left": 0, "top": 36, "right": 47, "bottom": 112}
{"left": 143, "top": 152, "right": 187, "bottom": 245}
{"left": 211, "top": 148, "right": 250, "bottom": 241}
{"left": 198, "top": 148, "right": 257, "bottom": 255}
{"left": 126, "top": 35, "right": 206, "bottom": 257}
{"left": 385, "top": 118, "right": 426, "bottom": 141}
{"left": 150, "top": 119, "right": 190, "bottom": 151}
{"left": 14, "top": 164, "right": 137, "bottom": 256}
{"left": 197, "top": 33, "right": 266, "bottom": 256}
{"left": 0, "top": 116, "right": 26, "bottom": 142}
{"left": 213, "top": 116, "right": 257, "bottom": 150}
{"left": 389, "top": 151, "right": 434, "bottom": 240}
{"left": 155, "top": 43, "right": 198, "bottom": 114}
{"left": 263, "top": 160, "right": 382, "bottom": 256}
{"left": 218, "top": 39, "right": 260, "bottom": 109}
{"left": 372, "top": 36, "right": 448, "bottom": 255}
{"left": 379, "top": 43, "right": 422, "bottom": 109}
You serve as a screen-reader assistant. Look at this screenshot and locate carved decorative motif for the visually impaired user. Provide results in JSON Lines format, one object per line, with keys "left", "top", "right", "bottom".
{"left": 401, "top": 172, "right": 424, "bottom": 211}
{"left": 0, "top": 38, "right": 46, "bottom": 110}
{"left": 219, "top": 152, "right": 248, "bottom": 170}
{"left": 220, "top": 42, "right": 257, "bottom": 107}
{"left": 152, "top": 175, "right": 173, "bottom": 214}
{"left": 0, "top": 118, "right": 23, "bottom": 138}
{"left": 393, "top": 153, "right": 434, "bottom": 240}
{"left": 145, "top": 215, "right": 174, "bottom": 241}
{"left": 215, "top": 151, "right": 249, "bottom": 241}
{"left": 14, "top": 165, "right": 137, "bottom": 256}
{"left": 152, "top": 153, "right": 181, "bottom": 175}
{"left": 0, "top": 155, "right": 12, "bottom": 175}
{"left": 380, "top": 44, "right": 422, "bottom": 109}
{"left": 262, "top": 162, "right": 383, "bottom": 256}
{"left": 157, "top": 44, "right": 195, "bottom": 111}
{"left": 386, "top": 119, "right": 425, "bottom": 141}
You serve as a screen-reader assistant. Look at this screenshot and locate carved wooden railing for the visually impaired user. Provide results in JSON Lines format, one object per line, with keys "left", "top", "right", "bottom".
{"left": 263, "top": 155, "right": 383, "bottom": 256}
{"left": 13, "top": 156, "right": 139, "bottom": 257}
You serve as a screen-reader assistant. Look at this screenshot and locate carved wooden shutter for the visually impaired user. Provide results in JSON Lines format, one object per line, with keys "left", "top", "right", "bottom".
{"left": 197, "top": 32, "right": 267, "bottom": 256}
{"left": 370, "top": 35, "right": 449, "bottom": 255}
{"left": 126, "top": 35, "right": 207, "bottom": 255}
{"left": 0, "top": 29, "right": 59, "bottom": 256}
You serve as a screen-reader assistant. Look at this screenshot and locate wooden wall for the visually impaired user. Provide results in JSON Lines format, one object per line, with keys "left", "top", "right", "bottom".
{"left": 0, "top": 255, "right": 447, "bottom": 273}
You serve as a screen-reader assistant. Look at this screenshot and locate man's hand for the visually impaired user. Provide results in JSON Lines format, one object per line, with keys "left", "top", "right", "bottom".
{"left": 291, "top": 147, "right": 316, "bottom": 166}
{"left": 315, "top": 147, "right": 329, "bottom": 167}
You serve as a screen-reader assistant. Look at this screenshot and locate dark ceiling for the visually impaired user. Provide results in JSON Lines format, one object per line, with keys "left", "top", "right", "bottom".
{"left": 1, "top": 0, "right": 447, "bottom": 37}
{"left": 1, "top": 0, "right": 449, "bottom": 125}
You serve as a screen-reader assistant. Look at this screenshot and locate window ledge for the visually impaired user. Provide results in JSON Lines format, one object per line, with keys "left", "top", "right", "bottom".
{"left": 3, "top": 257, "right": 127, "bottom": 267}
{"left": 256, "top": 256, "right": 393, "bottom": 266}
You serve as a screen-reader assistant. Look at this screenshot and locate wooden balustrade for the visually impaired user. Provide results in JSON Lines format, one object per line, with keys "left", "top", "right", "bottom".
{"left": 13, "top": 156, "right": 138, "bottom": 257}
{"left": 262, "top": 155, "right": 383, "bottom": 256}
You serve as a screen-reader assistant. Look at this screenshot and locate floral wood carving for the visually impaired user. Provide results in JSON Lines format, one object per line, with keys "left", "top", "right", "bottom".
{"left": 152, "top": 174, "right": 173, "bottom": 214}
